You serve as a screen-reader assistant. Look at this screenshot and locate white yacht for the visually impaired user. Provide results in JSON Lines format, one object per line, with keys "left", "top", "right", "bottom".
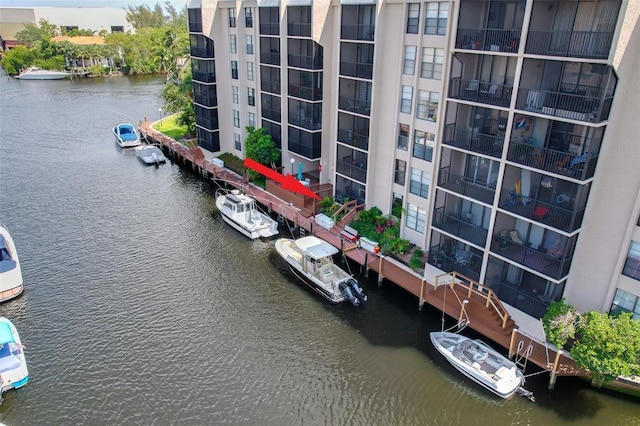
{"left": 113, "top": 123, "right": 141, "bottom": 148}
{"left": 0, "top": 224, "right": 24, "bottom": 303}
{"left": 16, "top": 66, "right": 69, "bottom": 80}
{"left": 216, "top": 190, "right": 278, "bottom": 239}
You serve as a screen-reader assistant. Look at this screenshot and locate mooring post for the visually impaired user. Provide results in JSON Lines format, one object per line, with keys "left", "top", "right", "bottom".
{"left": 549, "top": 349, "right": 563, "bottom": 390}
{"left": 508, "top": 328, "right": 518, "bottom": 359}
{"left": 377, "top": 255, "right": 384, "bottom": 286}
{"left": 364, "top": 252, "right": 369, "bottom": 278}
{"left": 419, "top": 279, "right": 425, "bottom": 311}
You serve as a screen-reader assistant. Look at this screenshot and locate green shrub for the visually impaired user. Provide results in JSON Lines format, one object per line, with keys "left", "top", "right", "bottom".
{"left": 542, "top": 298, "right": 580, "bottom": 349}
{"left": 217, "top": 152, "right": 246, "bottom": 176}
{"left": 87, "top": 64, "right": 107, "bottom": 76}
{"left": 409, "top": 257, "right": 424, "bottom": 270}
{"left": 413, "top": 248, "right": 425, "bottom": 258}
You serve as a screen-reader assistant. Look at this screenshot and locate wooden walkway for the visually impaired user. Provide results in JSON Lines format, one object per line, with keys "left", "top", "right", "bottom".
{"left": 139, "top": 122, "right": 587, "bottom": 384}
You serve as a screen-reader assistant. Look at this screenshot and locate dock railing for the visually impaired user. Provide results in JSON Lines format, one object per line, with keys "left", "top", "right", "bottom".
{"left": 434, "top": 272, "right": 511, "bottom": 329}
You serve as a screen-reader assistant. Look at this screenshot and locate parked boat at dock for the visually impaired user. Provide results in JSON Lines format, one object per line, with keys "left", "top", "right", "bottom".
{"left": 216, "top": 190, "right": 278, "bottom": 239}
{"left": 136, "top": 145, "right": 166, "bottom": 165}
{"left": 0, "top": 224, "right": 24, "bottom": 303}
{"left": 113, "top": 123, "right": 141, "bottom": 148}
{"left": 275, "top": 236, "right": 367, "bottom": 306}
{"left": 430, "top": 331, "right": 533, "bottom": 400}
{"left": 15, "top": 67, "right": 69, "bottom": 80}
{"left": 0, "top": 317, "right": 29, "bottom": 401}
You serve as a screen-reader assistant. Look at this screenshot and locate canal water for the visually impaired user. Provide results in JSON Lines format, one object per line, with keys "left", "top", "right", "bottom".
{"left": 0, "top": 72, "right": 638, "bottom": 425}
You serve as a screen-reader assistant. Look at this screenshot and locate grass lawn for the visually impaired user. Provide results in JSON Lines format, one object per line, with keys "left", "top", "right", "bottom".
{"left": 152, "top": 113, "right": 189, "bottom": 140}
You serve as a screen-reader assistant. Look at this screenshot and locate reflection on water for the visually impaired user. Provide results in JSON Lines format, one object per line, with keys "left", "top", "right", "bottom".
{"left": 0, "top": 73, "right": 638, "bottom": 424}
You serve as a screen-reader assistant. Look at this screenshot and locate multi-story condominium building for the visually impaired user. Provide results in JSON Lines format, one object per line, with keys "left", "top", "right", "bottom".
{"left": 187, "top": 0, "right": 639, "bottom": 325}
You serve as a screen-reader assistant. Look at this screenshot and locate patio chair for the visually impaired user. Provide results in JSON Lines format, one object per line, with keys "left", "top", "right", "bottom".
{"left": 465, "top": 79, "right": 479, "bottom": 92}
{"left": 480, "top": 83, "right": 500, "bottom": 96}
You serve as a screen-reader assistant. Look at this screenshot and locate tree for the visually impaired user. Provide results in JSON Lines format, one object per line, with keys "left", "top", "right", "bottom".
{"left": 244, "top": 127, "right": 281, "bottom": 179}
{"left": 15, "top": 19, "right": 59, "bottom": 46}
{"left": 161, "top": 61, "right": 195, "bottom": 135}
{"left": 542, "top": 298, "right": 581, "bottom": 349}
{"left": 125, "top": 3, "right": 166, "bottom": 29}
{"left": 0, "top": 45, "right": 35, "bottom": 74}
{"left": 571, "top": 311, "right": 640, "bottom": 385}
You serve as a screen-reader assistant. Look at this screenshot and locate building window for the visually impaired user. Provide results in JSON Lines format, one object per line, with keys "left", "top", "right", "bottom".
{"left": 246, "top": 35, "right": 254, "bottom": 54}
{"left": 400, "top": 86, "right": 413, "bottom": 114}
{"left": 245, "top": 8, "right": 253, "bottom": 27}
{"left": 406, "top": 203, "right": 426, "bottom": 233}
{"left": 233, "top": 110, "right": 240, "bottom": 128}
{"left": 421, "top": 47, "right": 444, "bottom": 80}
{"left": 622, "top": 241, "right": 640, "bottom": 281}
{"left": 406, "top": 4, "right": 420, "bottom": 34}
{"left": 229, "top": 8, "right": 237, "bottom": 28}
{"left": 403, "top": 46, "right": 417, "bottom": 75}
{"left": 249, "top": 112, "right": 256, "bottom": 128}
{"left": 232, "top": 85, "right": 239, "bottom": 104}
{"left": 231, "top": 61, "right": 238, "bottom": 79}
{"left": 248, "top": 87, "right": 255, "bottom": 106}
{"left": 111, "top": 26, "right": 124, "bottom": 33}
{"left": 235, "top": 133, "right": 242, "bottom": 150}
{"left": 247, "top": 62, "right": 254, "bottom": 81}
{"left": 425, "top": 2, "right": 448, "bottom": 35}
{"left": 230, "top": 35, "right": 237, "bottom": 53}
{"left": 395, "top": 159, "right": 406, "bottom": 185}
{"left": 416, "top": 90, "right": 439, "bottom": 122}
{"left": 410, "top": 168, "right": 430, "bottom": 198}
{"left": 610, "top": 288, "right": 640, "bottom": 320}
{"left": 398, "top": 123, "right": 409, "bottom": 150}
{"left": 413, "top": 130, "right": 434, "bottom": 162}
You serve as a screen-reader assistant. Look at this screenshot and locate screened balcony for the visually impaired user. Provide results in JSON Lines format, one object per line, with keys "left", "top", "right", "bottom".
{"left": 499, "top": 165, "right": 591, "bottom": 232}
{"left": 431, "top": 190, "right": 490, "bottom": 247}
{"left": 485, "top": 257, "right": 566, "bottom": 319}
{"left": 525, "top": 0, "right": 621, "bottom": 60}
{"left": 490, "top": 212, "right": 576, "bottom": 280}
{"left": 340, "top": 4, "right": 375, "bottom": 42}
{"left": 337, "top": 112, "right": 369, "bottom": 151}
{"left": 428, "top": 233, "right": 482, "bottom": 282}
{"left": 442, "top": 103, "right": 508, "bottom": 158}
{"left": 506, "top": 115, "right": 604, "bottom": 181}
{"left": 516, "top": 60, "right": 617, "bottom": 123}
{"left": 448, "top": 53, "right": 516, "bottom": 108}
{"left": 455, "top": 0, "right": 525, "bottom": 53}
{"left": 338, "top": 78, "right": 372, "bottom": 116}
{"left": 437, "top": 148, "right": 499, "bottom": 205}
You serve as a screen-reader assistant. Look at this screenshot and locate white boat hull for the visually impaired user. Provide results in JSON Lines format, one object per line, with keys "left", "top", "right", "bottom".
{"left": 0, "top": 317, "right": 29, "bottom": 396}
{"left": 137, "top": 145, "right": 167, "bottom": 165}
{"left": 0, "top": 225, "right": 24, "bottom": 303}
{"left": 274, "top": 237, "right": 366, "bottom": 306}
{"left": 16, "top": 67, "right": 69, "bottom": 80}
{"left": 113, "top": 124, "right": 141, "bottom": 148}
{"left": 216, "top": 193, "right": 278, "bottom": 240}
{"left": 430, "top": 331, "right": 527, "bottom": 399}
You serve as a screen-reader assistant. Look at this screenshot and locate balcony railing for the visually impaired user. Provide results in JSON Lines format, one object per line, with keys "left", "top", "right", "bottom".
{"left": 499, "top": 189, "right": 585, "bottom": 232}
{"left": 288, "top": 113, "right": 321, "bottom": 131}
{"left": 449, "top": 78, "right": 512, "bottom": 108}
{"left": 485, "top": 278, "right": 550, "bottom": 319}
{"left": 456, "top": 28, "right": 521, "bottom": 53}
{"left": 192, "top": 71, "right": 215, "bottom": 84}
{"left": 287, "top": 22, "right": 311, "bottom": 37}
{"left": 438, "top": 168, "right": 496, "bottom": 205}
{"left": 428, "top": 244, "right": 481, "bottom": 282}
{"left": 507, "top": 140, "right": 597, "bottom": 180}
{"left": 525, "top": 30, "right": 614, "bottom": 59}
{"left": 340, "top": 25, "right": 375, "bottom": 41}
{"left": 190, "top": 47, "right": 214, "bottom": 58}
{"left": 260, "top": 52, "right": 281, "bottom": 66}
{"left": 516, "top": 87, "right": 612, "bottom": 123}
{"left": 339, "top": 61, "right": 373, "bottom": 80}
{"left": 338, "top": 96, "right": 371, "bottom": 116}
{"left": 336, "top": 159, "right": 367, "bottom": 183}
{"left": 443, "top": 124, "right": 503, "bottom": 158}
{"left": 491, "top": 234, "right": 570, "bottom": 280}
{"left": 337, "top": 128, "right": 369, "bottom": 150}
{"left": 432, "top": 208, "right": 488, "bottom": 247}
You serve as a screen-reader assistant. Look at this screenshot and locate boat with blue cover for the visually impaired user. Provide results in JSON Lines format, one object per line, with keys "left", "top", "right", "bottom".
{"left": 113, "top": 123, "right": 141, "bottom": 148}
{"left": 0, "top": 317, "right": 28, "bottom": 402}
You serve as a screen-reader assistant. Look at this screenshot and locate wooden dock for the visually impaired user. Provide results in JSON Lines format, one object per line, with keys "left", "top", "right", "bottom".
{"left": 139, "top": 121, "right": 588, "bottom": 387}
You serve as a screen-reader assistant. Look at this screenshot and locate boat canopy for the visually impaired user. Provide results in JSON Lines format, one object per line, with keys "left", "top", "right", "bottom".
{"left": 295, "top": 236, "right": 339, "bottom": 259}
{"left": 0, "top": 322, "right": 15, "bottom": 345}
{"left": 0, "top": 235, "right": 17, "bottom": 273}
{"left": 225, "top": 194, "right": 242, "bottom": 204}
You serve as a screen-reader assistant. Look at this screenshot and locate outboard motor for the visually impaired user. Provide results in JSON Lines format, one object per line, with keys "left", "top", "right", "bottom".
{"left": 339, "top": 281, "right": 359, "bottom": 307}
{"left": 347, "top": 278, "right": 367, "bottom": 303}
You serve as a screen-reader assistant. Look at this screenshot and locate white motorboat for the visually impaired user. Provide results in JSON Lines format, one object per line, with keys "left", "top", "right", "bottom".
{"left": 216, "top": 190, "right": 278, "bottom": 239}
{"left": 136, "top": 145, "right": 167, "bottom": 165}
{"left": 16, "top": 66, "right": 69, "bottom": 80}
{"left": 430, "top": 331, "right": 533, "bottom": 400}
{"left": 0, "top": 317, "right": 29, "bottom": 401}
{"left": 275, "top": 236, "right": 367, "bottom": 306}
{"left": 113, "top": 123, "right": 141, "bottom": 148}
{"left": 0, "top": 224, "right": 24, "bottom": 303}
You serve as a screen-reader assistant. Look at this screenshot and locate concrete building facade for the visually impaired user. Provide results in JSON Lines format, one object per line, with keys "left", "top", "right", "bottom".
{"left": 187, "top": 0, "right": 640, "bottom": 323}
